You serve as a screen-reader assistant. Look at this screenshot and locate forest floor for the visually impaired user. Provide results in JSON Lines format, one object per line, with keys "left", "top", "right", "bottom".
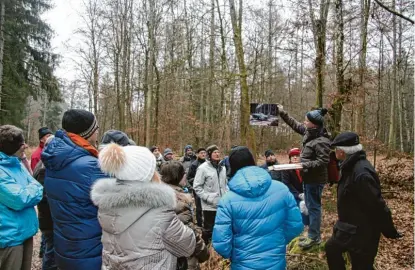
{"left": 30, "top": 153, "right": 414, "bottom": 270}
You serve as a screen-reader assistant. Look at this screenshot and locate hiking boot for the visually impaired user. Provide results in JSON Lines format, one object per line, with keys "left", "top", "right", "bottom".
{"left": 298, "top": 238, "right": 321, "bottom": 249}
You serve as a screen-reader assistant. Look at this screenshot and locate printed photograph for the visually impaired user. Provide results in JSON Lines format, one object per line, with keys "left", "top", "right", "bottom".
{"left": 250, "top": 103, "right": 279, "bottom": 126}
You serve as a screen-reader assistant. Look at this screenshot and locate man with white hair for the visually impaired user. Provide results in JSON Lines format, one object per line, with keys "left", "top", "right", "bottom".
{"left": 325, "top": 131, "right": 402, "bottom": 270}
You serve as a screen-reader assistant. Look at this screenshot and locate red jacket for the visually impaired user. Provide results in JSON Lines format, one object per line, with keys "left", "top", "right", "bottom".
{"left": 31, "top": 142, "right": 44, "bottom": 171}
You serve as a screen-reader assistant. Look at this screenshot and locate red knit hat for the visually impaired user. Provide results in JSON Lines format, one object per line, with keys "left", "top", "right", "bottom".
{"left": 289, "top": 148, "right": 301, "bottom": 157}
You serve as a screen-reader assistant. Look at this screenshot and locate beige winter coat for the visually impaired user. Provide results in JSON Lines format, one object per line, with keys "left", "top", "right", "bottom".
{"left": 91, "top": 178, "right": 196, "bottom": 270}
{"left": 193, "top": 161, "right": 227, "bottom": 211}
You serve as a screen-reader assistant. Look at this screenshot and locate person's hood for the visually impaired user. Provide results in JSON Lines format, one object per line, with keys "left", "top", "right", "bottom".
{"left": 228, "top": 166, "right": 272, "bottom": 198}
{"left": 0, "top": 152, "right": 20, "bottom": 167}
{"left": 91, "top": 178, "right": 176, "bottom": 234}
{"left": 41, "top": 129, "right": 92, "bottom": 171}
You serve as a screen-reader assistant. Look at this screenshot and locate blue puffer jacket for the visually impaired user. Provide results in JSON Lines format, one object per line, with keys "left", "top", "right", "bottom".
{"left": 0, "top": 152, "right": 43, "bottom": 248}
{"left": 213, "top": 166, "right": 303, "bottom": 270}
{"left": 42, "top": 130, "right": 106, "bottom": 270}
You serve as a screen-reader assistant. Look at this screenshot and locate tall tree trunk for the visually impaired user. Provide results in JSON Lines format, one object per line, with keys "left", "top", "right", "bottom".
{"left": 145, "top": 0, "right": 156, "bottom": 147}
{"left": 205, "top": 0, "right": 215, "bottom": 142}
{"left": 355, "top": 0, "right": 371, "bottom": 135}
{"left": 308, "top": 0, "right": 330, "bottom": 108}
{"left": 229, "top": 0, "right": 251, "bottom": 147}
{"left": 329, "top": 0, "right": 344, "bottom": 137}
{"left": 0, "top": 1, "right": 4, "bottom": 122}
{"left": 388, "top": 0, "right": 397, "bottom": 152}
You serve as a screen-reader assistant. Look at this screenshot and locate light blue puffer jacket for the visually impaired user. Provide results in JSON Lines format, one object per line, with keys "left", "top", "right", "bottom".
{"left": 0, "top": 152, "right": 43, "bottom": 248}
{"left": 212, "top": 166, "right": 303, "bottom": 270}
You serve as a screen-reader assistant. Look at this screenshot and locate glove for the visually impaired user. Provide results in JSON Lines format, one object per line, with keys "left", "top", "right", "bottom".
{"left": 299, "top": 201, "right": 308, "bottom": 215}
{"left": 277, "top": 104, "right": 283, "bottom": 111}
{"left": 299, "top": 193, "right": 305, "bottom": 201}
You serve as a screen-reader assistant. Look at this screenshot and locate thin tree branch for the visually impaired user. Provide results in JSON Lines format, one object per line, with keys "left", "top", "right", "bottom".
{"left": 373, "top": 0, "right": 414, "bottom": 24}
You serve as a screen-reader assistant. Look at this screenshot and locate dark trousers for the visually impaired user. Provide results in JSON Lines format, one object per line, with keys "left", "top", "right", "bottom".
{"left": 192, "top": 190, "right": 203, "bottom": 227}
{"left": 0, "top": 237, "right": 33, "bottom": 270}
{"left": 325, "top": 236, "right": 378, "bottom": 270}
{"left": 42, "top": 231, "right": 57, "bottom": 270}
{"left": 202, "top": 210, "right": 217, "bottom": 243}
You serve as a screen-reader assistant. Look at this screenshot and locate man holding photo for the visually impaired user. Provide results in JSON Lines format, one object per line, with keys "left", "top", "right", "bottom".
{"left": 277, "top": 104, "right": 331, "bottom": 249}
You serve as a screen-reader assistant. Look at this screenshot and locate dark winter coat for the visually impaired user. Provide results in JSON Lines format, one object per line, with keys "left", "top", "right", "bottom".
{"left": 279, "top": 110, "right": 331, "bottom": 184}
{"left": 187, "top": 158, "right": 205, "bottom": 187}
{"left": 281, "top": 169, "right": 304, "bottom": 202}
{"left": 42, "top": 130, "right": 107, "bottom": 270}
{"left": 332, "top": 151, "right": 398, "bottom": 257}
{"left": 259, "top": 162, "right": 281, "bottom": 182}
{"left": 33, "top": 160, "right": 53, "bottom": 231}
{"left": 180, "top": 155, "right": 197, "bottom": 174}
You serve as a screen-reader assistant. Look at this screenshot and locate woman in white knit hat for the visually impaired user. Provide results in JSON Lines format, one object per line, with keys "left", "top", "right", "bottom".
{"left": 91, "top": 143, "right": 196, "bottom": 270}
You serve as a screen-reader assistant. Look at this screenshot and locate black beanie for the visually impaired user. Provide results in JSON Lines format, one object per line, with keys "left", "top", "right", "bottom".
{"left": 62, "top": 109, "right": 98, "bottom": 139}
{"left": 264, "top": 149, "right": 274, "bottom": 157}
{"left": 101, "top": 130, "right": 131, "bottom": 146}
{"left": 38, "top": 127, "right": 52, "bottom": 140}
{"left": 0, "top": 125, "right": 25, "bottom": 156}
{"left": 149, "top": 146, "right": 158, "bottom": 153}
{"left": 206, "top": 145, "right": 219, "bottom": 159}
{"left": 229, "top": 146, "right": 256, "bottom": 177}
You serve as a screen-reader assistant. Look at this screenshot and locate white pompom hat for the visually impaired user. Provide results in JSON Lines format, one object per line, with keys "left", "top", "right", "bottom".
{"left": 99, "top": 143, "right": 156, "bottom": 182}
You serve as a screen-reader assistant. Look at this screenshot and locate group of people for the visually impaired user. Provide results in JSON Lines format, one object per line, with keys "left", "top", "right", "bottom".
{"left": 0, "top": 106, "right": 402, "bottom": 270}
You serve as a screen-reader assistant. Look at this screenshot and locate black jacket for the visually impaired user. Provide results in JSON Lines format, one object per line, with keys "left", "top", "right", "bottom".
{"left": 187, "top": 158, "right": 206, "bottom": 187}
{"left": 279, "top": 110, "right": 331, "bottom": 184}
{"left": 33, "top": 160, "right": 53, "bottom": 231}
{"left": 259, "top": 162, "right": 281, "bottom": 182}
{"left": 281, "top": 169, "right": 304, "bottom": 202}
{"left": 333, "top": 151, "right": 398, "bottom": 255}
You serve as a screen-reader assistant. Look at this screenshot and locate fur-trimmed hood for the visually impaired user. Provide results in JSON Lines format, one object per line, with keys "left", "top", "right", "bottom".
{"left": 91, "top": 178, "right": 177, "bottom": 235}
{"left": 91, "top": 178, "right": 176, "bottom": 210}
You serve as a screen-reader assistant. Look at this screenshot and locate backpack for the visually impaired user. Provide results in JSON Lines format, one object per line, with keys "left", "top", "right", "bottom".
{"left": 328, "top": 151, "right": 340, "bottom": 183}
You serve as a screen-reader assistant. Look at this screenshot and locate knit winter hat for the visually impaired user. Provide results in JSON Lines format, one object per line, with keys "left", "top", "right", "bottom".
{"left": 196, "top": 147, "right": 206, "bottom": 153}
{"left": 306, "top": 108, "right": 328, "bottom": 126}
{"left": 0, "top": 125, "right": 25, "bottom": 156}
{"left": 163, "top": 148, "right": 173, "bottom": 158}
{"left": 101, "top": 130, "right": 132, "bottom": 146}
{"left": 289, "top": 148, "right": 301, "bottom": 157}
{"left": 38, "top": 127, "right": 52, "bottom": 140}
{"left": 184, "top": 144, "right": 193, "bottom": 153}
{"left": 229, "top": 146, "right": 256, "bottom": 177}
{"left": 206, "top": 145, "right": 219, "bottom": 159}
{"left": 264, "top": 149, "right": 274, "bottom": 158}
{"left": 99, "top": 143, "right": 156, "bottom": 182}
{"left": 62, "top": 109, "right": 99, "bottom": 139}
{"left": 150, "top": 146, "right": 158, "bottom": 153}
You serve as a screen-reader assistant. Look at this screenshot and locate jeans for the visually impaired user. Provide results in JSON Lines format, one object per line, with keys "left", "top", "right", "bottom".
{"left": 304, "top": 183, "right": 324, "bottom": 241}
{"left": 42, "top": 231, "right": 57, "bottom": 270}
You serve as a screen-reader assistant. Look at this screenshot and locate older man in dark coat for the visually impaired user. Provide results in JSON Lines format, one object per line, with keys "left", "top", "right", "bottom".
{"left": 325, "top": 131, "right": 402, "bottom": 270}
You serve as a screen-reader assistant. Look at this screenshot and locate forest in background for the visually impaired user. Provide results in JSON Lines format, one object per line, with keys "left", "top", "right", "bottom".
{"left": 0, "top": 0, "right": 413, "bottom": 156}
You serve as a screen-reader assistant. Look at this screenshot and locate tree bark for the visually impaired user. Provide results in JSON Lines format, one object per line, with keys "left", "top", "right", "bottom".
{"left": 0, "top": 0, "right": 4, "bottom": 120}
{"left": 355, "top": 0, "right": 370, "bottom": 135}
{"left": 388, "top": 0, "right": 397, "bottom": 152}
{"left": 229, "top": 0, "right": 252, "bottom": 147}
